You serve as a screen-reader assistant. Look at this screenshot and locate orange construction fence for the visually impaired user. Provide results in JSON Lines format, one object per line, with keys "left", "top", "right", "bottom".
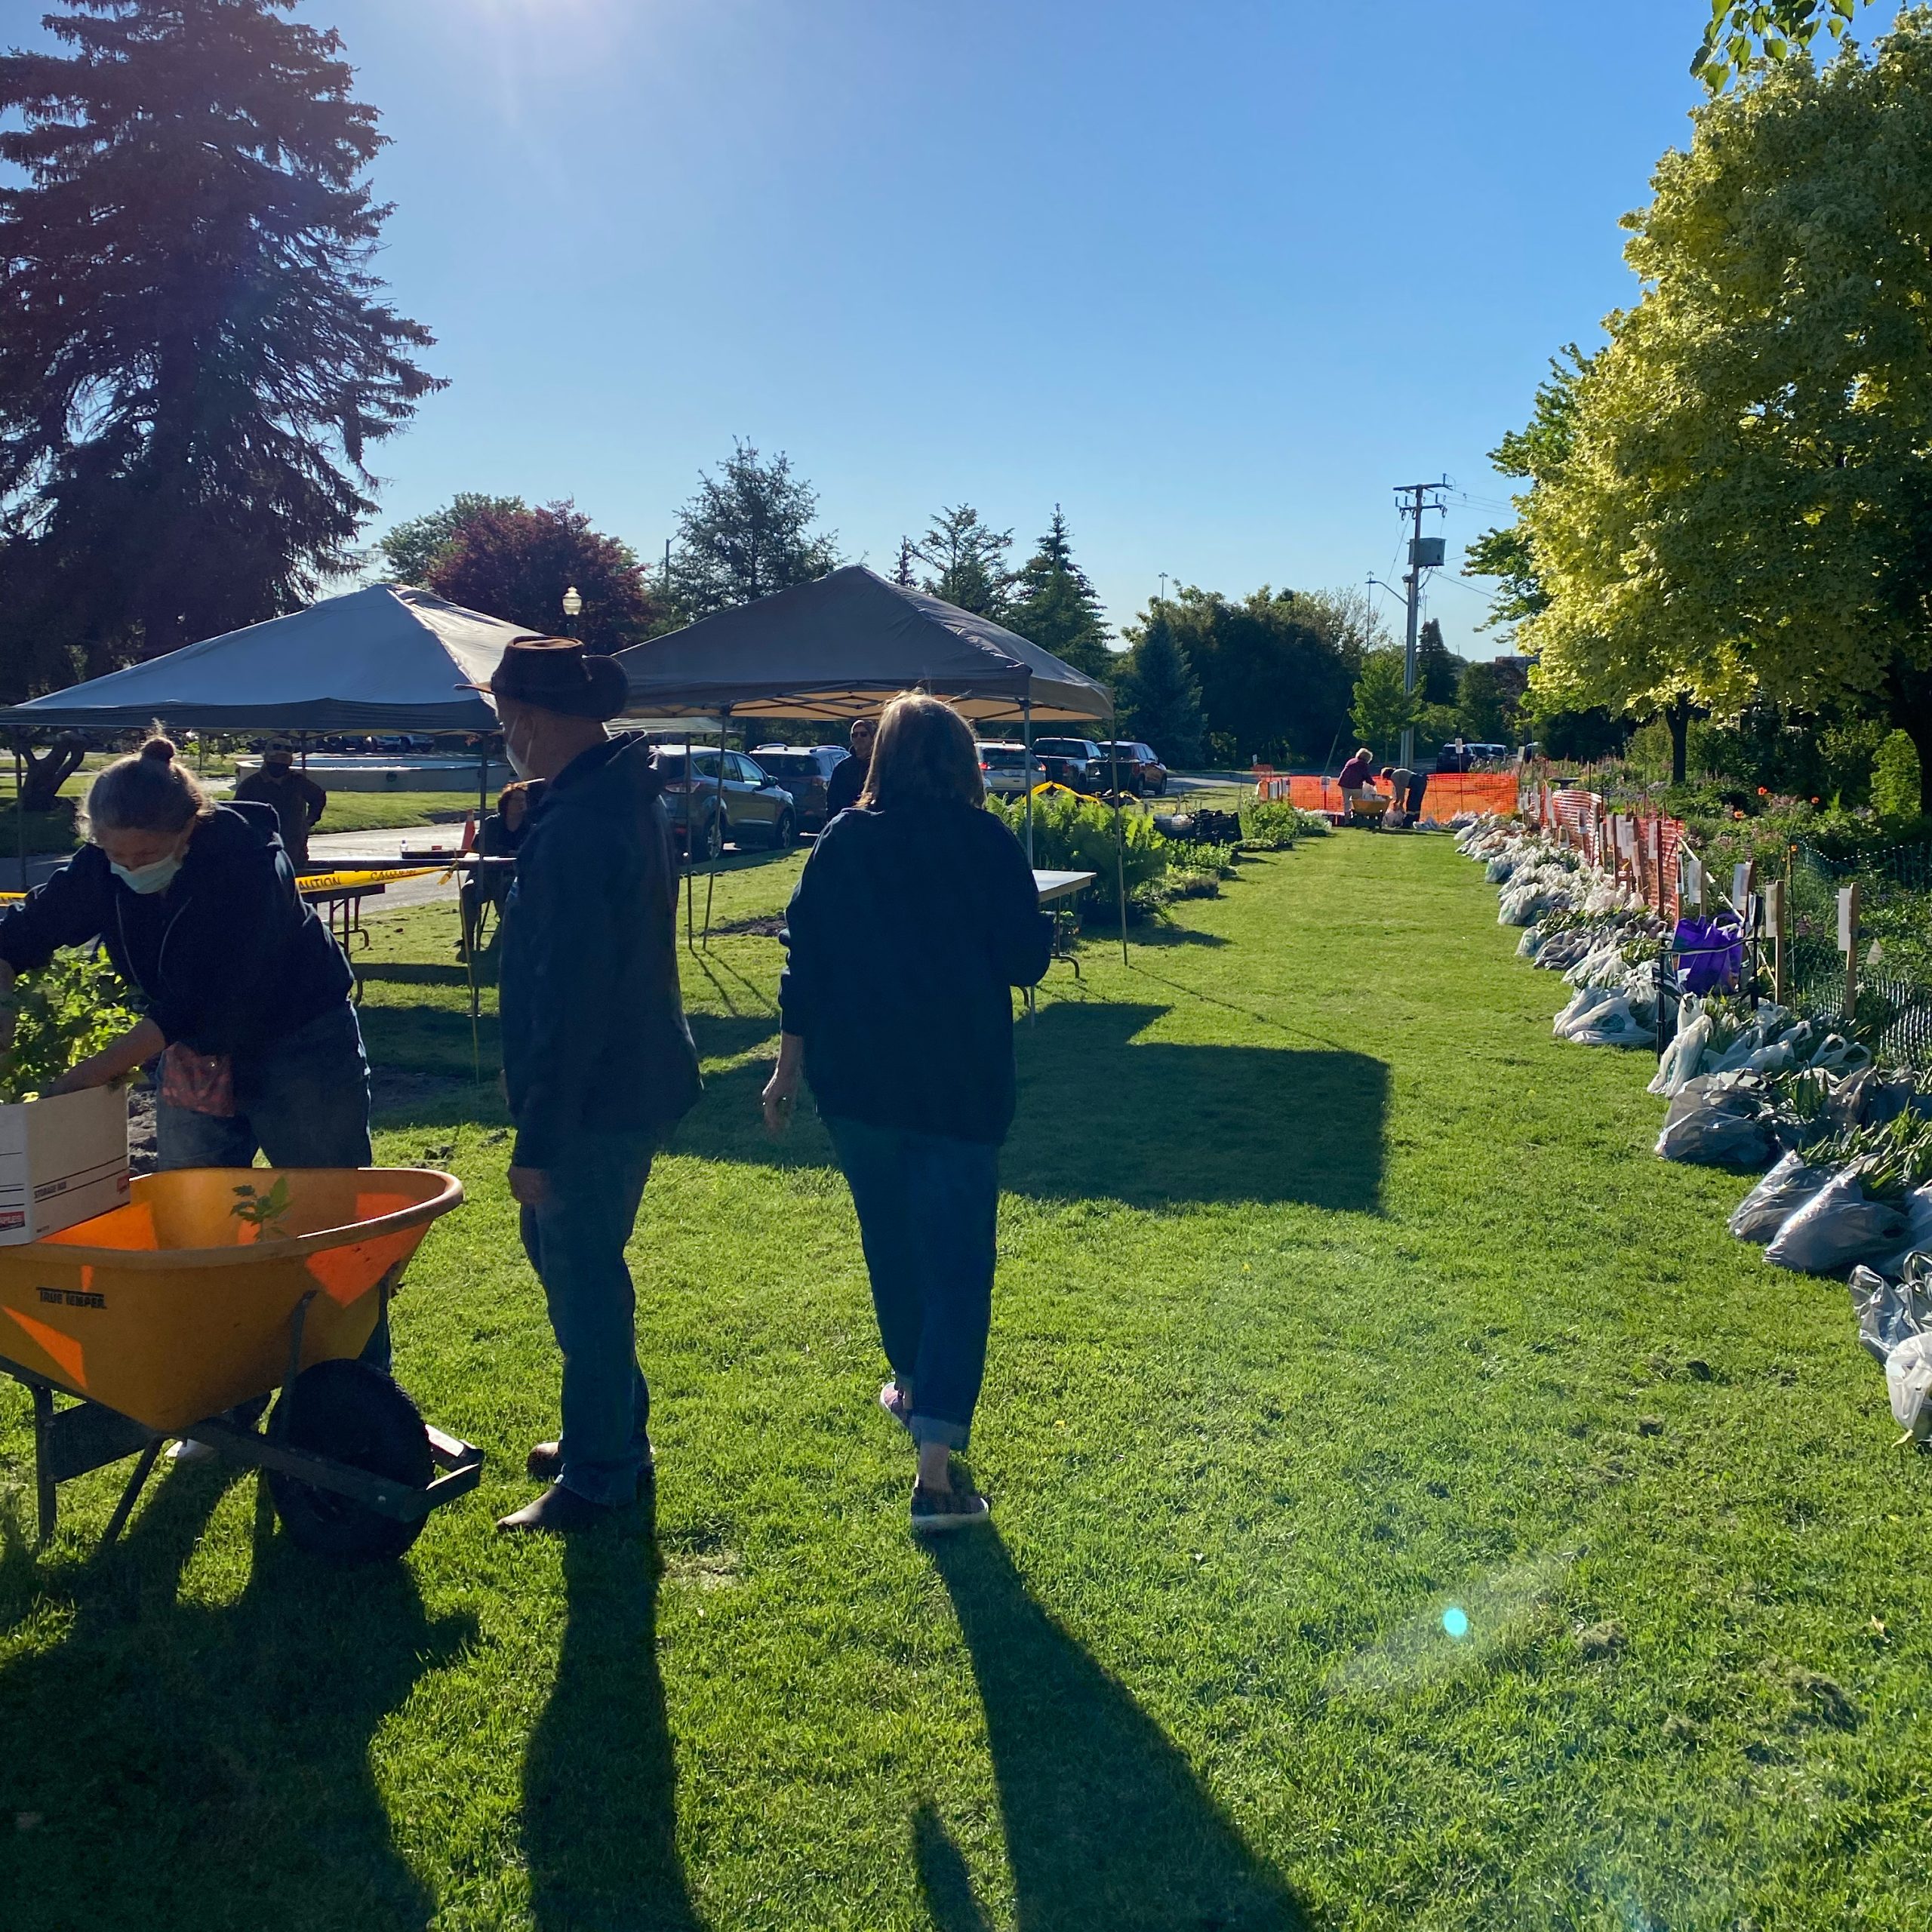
{"left": 1524, "top": 781, "right": 1687, "bottom": 924}
{"left": 1254, "top": 770, "right": 1520, "bottom": 823}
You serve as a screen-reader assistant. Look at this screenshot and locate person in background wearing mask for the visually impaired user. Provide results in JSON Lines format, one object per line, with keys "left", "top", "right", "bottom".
{"left": 824, "top": 714, "right": 877, "bottom": 820}
{"left": 235, "top": 741, "right": 328, "bottom": 869}
{"left": 0, "top": 735, "right": 378, "bottom": 1447}
{"left": 459, "top": 780, "right": 534, "bottom": 958}
{"left": 476, "top": 641, "right": 702, "bottom": 1534}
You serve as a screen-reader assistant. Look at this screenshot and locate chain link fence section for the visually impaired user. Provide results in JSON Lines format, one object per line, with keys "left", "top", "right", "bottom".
{"left": 1786, "top": 841, "right": 1932, "bottom": 1070}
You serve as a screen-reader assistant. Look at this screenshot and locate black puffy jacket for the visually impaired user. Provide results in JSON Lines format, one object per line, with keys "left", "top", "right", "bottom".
{"left": 0, "top": 802, "right": 353, "bottom": 1058}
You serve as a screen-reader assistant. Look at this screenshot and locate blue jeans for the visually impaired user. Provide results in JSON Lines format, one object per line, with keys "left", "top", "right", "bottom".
{"left": 824, "top": 1117, "right": 998, "bottom": 1451}
{"left": 156, "top": 1004, "right": 385, "bottom": 1369}
{"left": 518, "top": 1131, "right": 656, "bottom": 1506}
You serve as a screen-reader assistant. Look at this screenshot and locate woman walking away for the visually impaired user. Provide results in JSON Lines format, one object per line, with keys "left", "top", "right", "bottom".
{"left": 763, "top": 694, "right": 1051, "bottom": 1532}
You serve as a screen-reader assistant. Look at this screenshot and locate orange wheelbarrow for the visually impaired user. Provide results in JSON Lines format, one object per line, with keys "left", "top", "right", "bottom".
{"left": 0, "top": 1167, "right": 480, "bottom": 1564}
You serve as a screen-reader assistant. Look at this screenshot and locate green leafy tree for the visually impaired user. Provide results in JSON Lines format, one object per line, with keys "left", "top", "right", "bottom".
{"left": 1349, "top": 650, "right": 1417, "bottom": 761}
{"left": 425, "top": 500, "right": 656, "bottom": 650}
{"left": 1291, "top": 586, "right": 1394, "bottom": 674}
{"left": 1694, "top": 0, "right": 1860, "bottom": 89}
{"left": 0, "top": 0, "right": 441, "bottom": 683}
{"left": 1414, "top": 618, "right": 1463, "bottom": 705}
{"left": 378, "top": 494, "right": 527, "bottom": 586}
{"left": 1009, "top": 506, "right": 1113, "bottom": 680}
{"left": 915, "top": 505, "right": 1015, "bottom": 617}
{"left": 1524, "top": 17, "right": 1932, "bottom": 803}
{"left": 668, "top": 441, "right": 838, "bottom": 617}
{"left": 1872, "top": 729, "right": 1923, "bottom": 820}
{"left": 1125, "top": 586, "right": 1353, "bottom": 765}
{"left": 1457, "top": 660, "right": 1514, "bottom": 743}
{"left": 1118, "top": 610, "right": 1204, "bottom": 765}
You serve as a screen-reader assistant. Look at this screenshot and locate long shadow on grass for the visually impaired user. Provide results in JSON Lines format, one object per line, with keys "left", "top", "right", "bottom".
{"left": 0, "top": 1467, "right": 474, "bottom": 1930}
{"left": 522, "top": 1508, "right": 702, "bottom": 1930}
{"left": 921, "top": 1531, "right": 1306, "bottom": 1930}
{"left": 678, "top": 1002, "right": 1386, "bottom": 1212}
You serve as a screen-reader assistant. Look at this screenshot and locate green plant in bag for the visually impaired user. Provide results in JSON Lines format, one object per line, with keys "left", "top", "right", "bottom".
{"left": 0, "top": 949, "right": 141, "bottom": 1104}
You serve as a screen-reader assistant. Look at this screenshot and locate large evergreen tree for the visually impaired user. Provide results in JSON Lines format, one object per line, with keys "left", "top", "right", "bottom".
{"left": 915, "top": 505, "right": 1014, "bottom": 617}
{"left": 1008, "top": 505, "right": 1112, "bottom": 680}
{"left": 0, "top": 0, "right": 441, "bottom": 685}
{"left": 667, "top": 440, "right": 838, "bottom": 617}
{"left": 1118, "top": 610, "right": 1203, "bottom": 766}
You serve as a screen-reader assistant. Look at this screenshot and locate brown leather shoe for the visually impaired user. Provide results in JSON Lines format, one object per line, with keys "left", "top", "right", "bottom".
{"left": 495, "top": 1483, "right": 616, "bottom": 1536}
{"left": 525, "top": 1440, "right": 655, "bottom": 1491}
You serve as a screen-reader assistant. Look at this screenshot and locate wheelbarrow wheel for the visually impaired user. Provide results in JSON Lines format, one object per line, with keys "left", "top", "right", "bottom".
{"left": 266, "top": 1360, "right": 434, "bottom": 1564}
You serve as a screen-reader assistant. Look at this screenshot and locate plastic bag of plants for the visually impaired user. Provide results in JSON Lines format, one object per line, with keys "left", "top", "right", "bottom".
{"left": 1672, "top": 915, "right": 1745, "bottom": 995}
{"left": 1729, "top": 1149, "right": 1830, "bottom": 1244}
{"left": 1885, "top": 1331, "right": 1932, "bottom": 1441}
{"left": 1655, "top": 1075, "right": 1776, "bottom": 1167}
{"left": 1554, "top": 986, "right": 1655, "bottom": 1049}
{"left": 1650, "top": 1013, "right": 1712, "bottom": 1098}
{"left": 1765, "top": 1169, "right": 1912, "bottom": 1275}
{"left": 1848, "top": 1258, "right": 1932, "bottom": 1362}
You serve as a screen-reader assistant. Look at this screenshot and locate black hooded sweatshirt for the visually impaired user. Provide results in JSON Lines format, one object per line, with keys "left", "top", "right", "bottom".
{"left": 0, "top": 801, "right": 352, "bottom": 1058}
{"left": 499, "top": 734, "right": 702, "bottom": 1168}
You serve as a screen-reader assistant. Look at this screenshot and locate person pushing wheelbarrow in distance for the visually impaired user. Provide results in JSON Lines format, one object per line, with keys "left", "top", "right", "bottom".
{"left": 0, "top": 734, "right": 380, "bottom": 1454}
{"left": 472, "top": 639, "right": 701, "bottom": 1535}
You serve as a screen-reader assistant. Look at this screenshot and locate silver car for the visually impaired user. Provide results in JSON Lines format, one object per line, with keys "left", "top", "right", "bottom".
{"left": 977, "top": 743, "right": 1048, "bottom": 798}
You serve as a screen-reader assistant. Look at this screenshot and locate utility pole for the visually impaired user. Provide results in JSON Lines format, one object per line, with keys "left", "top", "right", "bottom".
{"left": 1394, "top": 478, "right": 1451, "bottom": 769}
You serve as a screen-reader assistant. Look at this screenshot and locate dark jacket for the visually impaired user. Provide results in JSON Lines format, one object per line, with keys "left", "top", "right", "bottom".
{"left": 0, "top": 802, "right": 352, "bottom": 1057}
{"left": 825, "top": 752, "right": 867, "bottom": 819}
{"left": 1337, "top": 752, "right": 1375, "bottom": 790}
{"left": 233, "top": 766, "right": 327, "bottom": 864}
{"left": 500, "top": 734, "right": 700, "bottom": 1168}
{"left": 779, "top": 802, "right": 1051, "bottom": 1145}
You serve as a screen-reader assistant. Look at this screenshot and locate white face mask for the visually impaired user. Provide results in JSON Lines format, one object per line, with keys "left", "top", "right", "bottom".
{"left": 110, "top": 851, "right": 184, "bottom": 896}
{"left": 501, "top": 715, "right": 535, "bottom": 781}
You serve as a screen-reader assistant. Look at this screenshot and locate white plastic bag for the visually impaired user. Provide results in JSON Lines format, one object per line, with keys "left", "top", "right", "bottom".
{"left": 1649, "top": 1014, "right": 1712, "bottom": 1097}
{"left": 1885, "top": 1332, "right": 1932, "bottom": 1440}
{"left": 1729, "top": 1149, "right": 1828, "bottom": 1244}
{"left": 1849, "top": 1262, "right": 1932, "bottom": 1364}
{"left": 1765, "top": 1170, "right": 1912, "bottom": 1275}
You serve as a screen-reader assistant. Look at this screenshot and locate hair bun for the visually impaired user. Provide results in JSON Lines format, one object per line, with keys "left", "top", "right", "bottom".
{"left": 139, "top": 736, "right": 177, "bottom": 764}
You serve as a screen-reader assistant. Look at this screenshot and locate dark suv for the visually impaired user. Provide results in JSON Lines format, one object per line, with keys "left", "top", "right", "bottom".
{"left": 1033, "top": 737, "right": 1107, "bottom": 791}
{"left": 749, "top": 746, "right": 845, "bottom": 831}
{"left": 1098, "top": 741, "right": 1168, "bottom": 795}
{"left": 651, "top": 745, "right": 798, "bottom": 857}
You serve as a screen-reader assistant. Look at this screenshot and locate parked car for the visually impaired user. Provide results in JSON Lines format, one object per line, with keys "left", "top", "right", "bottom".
{"left": 977, "top": 743, "right": 1048, "bottom": 798}
{"left": 1032, "top": 737, "right": 1108, "bottom": 790}
{"left": 651, "top": 745, "right": 798, "bottom": 857}
{"left": 749, "top": 745, "right": 847, "bottom": 830}
{"left": 1097, "top": 740, "right": 1169, "bottom": 795}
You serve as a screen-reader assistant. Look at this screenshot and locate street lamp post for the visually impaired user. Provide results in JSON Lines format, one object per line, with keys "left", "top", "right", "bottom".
{"left": 561, "top": 585, "right": 583, "bottom": 638}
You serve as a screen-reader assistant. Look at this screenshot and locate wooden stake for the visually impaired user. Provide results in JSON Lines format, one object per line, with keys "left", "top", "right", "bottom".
{"left": 1765, "top": 879, "right": 1787, "bottom": 1005}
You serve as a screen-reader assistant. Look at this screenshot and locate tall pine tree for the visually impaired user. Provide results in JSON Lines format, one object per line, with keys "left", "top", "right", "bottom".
{"left": 1009, "top": 505, "right": 1113, "bottom": 681}
{"left": 915, "top": 505, "right": 1014, "bottom": 617}
{"left": 667, "top": 439, "right": 838, "bottom": 617}
{"left": 1120, "top": 609, "right": 1203, "bottom": 766}
{"left": 0, "top": 0, "right": 441, "bottom": 680}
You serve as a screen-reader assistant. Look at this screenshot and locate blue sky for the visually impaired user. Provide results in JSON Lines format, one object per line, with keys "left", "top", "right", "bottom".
{"left": 183, "top": 2, "right": 1729, "bottom": 651}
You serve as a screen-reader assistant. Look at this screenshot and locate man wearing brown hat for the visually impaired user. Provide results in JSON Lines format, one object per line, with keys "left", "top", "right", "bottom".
{"left": 474, "top": 638, "right": 702, "bottom": 1534}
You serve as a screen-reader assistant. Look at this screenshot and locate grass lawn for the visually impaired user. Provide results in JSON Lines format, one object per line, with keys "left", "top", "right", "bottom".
{"left": 4, "top": 832, "right": 1931, "bottom": 1930}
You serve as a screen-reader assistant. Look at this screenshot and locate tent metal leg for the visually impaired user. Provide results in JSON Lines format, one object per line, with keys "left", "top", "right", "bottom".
{"left": 1109, "top": 736, "right": 1128, "bottom": 964}
{"left": 703, "top": 709, "right": 728, "bottom": 947}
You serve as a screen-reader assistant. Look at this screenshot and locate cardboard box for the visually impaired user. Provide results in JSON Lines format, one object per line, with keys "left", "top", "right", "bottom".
{"left": 0, "top": 1085, "right": 131, "bottom": 1244}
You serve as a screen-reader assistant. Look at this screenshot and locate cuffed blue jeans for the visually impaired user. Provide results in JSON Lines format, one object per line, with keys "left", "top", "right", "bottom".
{"left": 518, "top": 1130, "right": 656, "bottom": 1507}
{"left": 824, "top": 1116, "right": 998, "bottom": 1451}
{"left": 156, "top": 1004, "right": 389, "bottom": 1372}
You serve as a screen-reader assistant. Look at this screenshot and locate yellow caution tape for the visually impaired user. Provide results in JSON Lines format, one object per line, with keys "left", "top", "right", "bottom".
{"left": 0, "top": 863, "right": 449, "bottom": 906}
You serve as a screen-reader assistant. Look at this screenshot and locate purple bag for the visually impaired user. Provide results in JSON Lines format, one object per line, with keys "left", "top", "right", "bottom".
{"left": 1673, "top": 915, "right": 1744, "bottom": 995}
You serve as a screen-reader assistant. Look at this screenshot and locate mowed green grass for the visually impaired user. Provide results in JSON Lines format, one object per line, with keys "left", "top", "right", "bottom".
{"left": 3, "top": 832, "right": 1930, "bottom": 1930}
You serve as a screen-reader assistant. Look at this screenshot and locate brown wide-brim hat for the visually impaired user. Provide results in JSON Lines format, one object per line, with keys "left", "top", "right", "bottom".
{"left": 459, "top": 638, "right": 628, "bottom": 721}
